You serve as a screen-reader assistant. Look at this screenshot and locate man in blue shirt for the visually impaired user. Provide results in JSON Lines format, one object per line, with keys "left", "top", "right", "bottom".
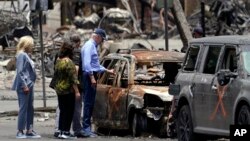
{"left": 81, "top": 28, "right": 114, "bottom": 137}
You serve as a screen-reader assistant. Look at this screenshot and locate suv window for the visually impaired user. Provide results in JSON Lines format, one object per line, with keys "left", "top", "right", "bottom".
{"left": 242, "top": 51, "right": 250, "bottom": 73}
{"left": 183, "top": 45, "right": 200, "bottom": 71}
{"left": 220, "top": 46, "right": 237, "bottom": 72}
{"left": 203, "top": 46, "right": 221, "bottom": 74}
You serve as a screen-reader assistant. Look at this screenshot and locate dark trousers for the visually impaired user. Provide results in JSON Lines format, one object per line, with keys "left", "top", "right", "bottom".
{"left": 58, "top": 93, "right": 75, "bottom": 132}
{"left": 72, "top": 91, "right": 83, "bottom": 133}
{"left": 82, "top": 72, "right": 97, "bottom": 131}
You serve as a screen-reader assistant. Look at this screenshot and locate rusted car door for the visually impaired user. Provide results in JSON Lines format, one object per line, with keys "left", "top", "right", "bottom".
{"left": 94, "top": 59, "right": 119, "bottom": 121}
{"left": 107, "top": 59, "right": 130, "bottom": 126}
{"left": 94, "top": 57, "right": 130, "bottom": 128}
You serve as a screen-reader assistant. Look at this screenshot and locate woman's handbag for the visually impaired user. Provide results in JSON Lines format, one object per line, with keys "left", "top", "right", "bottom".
{"left": 49, "top": 75, "right": 56, "bottom": 89}
{"left": 49, "top": 69, "right": 58, "bottom": 89}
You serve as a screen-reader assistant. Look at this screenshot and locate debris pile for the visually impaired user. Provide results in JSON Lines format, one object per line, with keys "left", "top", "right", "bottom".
{"left": 188, "top": 0, "right": 250, "bottom": 36}
{"left": 0, "top": 10, "right": 27, "bottom": 36}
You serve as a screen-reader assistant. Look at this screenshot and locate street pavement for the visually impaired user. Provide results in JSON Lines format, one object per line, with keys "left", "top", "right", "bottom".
{"left": 0, "top": 116, "right": 177, "bottom": 141}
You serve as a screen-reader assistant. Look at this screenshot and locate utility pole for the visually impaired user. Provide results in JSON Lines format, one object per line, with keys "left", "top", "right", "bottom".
{"left": 201, "top": 0, "right": 206, "bottom": 37}
{"left": 31, "top": 0, "right": 49, "bottom": 108}
{"left": 61, "top": 0, "right": 68, "bottom": 25}
{"left": 39, "top": 10, "right": 46, "bottom": 108}
{"left": 164, "top": 0, "right": 168, "bottom": 51}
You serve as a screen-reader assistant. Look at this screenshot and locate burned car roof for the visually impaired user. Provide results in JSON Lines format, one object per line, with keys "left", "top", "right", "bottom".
{"left": 108, "top": 50, "right": 185, "bottom": 62}
{"left": 106, "top": 50, "right": 185, "bottom": 62}
{"left": 191, "top": 35, "right": 250, "bottom": 45}
{"left": 129, "top": 50, "right": 185, "bottom": 62}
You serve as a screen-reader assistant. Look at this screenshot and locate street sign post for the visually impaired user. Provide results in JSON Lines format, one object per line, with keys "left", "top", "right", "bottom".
{"left": 31, "top": 0, "right": 49, "bottom": 108}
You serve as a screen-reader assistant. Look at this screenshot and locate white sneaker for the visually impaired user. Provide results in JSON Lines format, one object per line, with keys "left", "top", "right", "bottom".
{"left": 16, "top": 131, "right": 26, "bottom": 139}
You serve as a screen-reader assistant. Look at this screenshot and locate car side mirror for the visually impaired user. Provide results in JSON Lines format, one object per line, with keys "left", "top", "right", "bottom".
{"left": 169, "top": 84, "right": 180, "bottom": 96}
{"left": 217, "top": 69, "right": 238, "bottom": 86}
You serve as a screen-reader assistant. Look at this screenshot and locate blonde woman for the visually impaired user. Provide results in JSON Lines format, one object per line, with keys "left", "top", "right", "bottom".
{"left": 11, "top": 36, "right": 41, "bottom": 139}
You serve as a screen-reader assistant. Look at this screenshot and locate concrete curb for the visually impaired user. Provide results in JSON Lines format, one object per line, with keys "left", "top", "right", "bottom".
{"left": 0, "top": 106, "right": 57, "bottom": 118}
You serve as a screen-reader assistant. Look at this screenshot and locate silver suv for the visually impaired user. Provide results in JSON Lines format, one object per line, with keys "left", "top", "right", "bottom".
{"left": 169, "top": 35, "right": 250, "bottom": 141}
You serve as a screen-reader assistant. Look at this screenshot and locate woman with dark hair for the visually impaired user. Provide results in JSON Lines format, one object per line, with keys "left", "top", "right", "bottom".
{"left": 54, "top": 34, "right": 85, "bottom": 138}
{"left": 54, "top": 40, "right": 80, "bottom": 139}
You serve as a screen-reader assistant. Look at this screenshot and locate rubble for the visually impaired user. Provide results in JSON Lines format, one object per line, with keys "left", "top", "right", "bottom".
{"left": 1, "top": 0, "right": 248, "bottom": 82}
{"left": 0, "top": 10, "right": 27, "bottom": 36}
{"left": 188, "top": 0, "right": 250, "bottom": 36}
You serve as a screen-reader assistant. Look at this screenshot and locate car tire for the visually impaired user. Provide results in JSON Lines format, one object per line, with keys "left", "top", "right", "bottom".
{"left": 158, "top": 117, "right": 168, "bottom": 137}
{"left": 167, "top": 119, "right": 177, "bottom": 138}
{"left": 237, "top": 105, "right": 250, "bottom": 125}
{"left": 131, "top": 113, "right": 142, "bottom": 137}
{"left": 177, "top": 105, "right": 195, "bottom": 141}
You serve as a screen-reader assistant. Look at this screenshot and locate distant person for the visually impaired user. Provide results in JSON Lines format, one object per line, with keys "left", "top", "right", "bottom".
{"left": 53, "top": 34, "right": 85, "bottom": 138}
{"left": 11, "top": 36, "right": 41, "bottom": 139}
{"left": 81, "top": 28, "right": 115, "bottom": 137}
{"left": 181, "top": 26, "right": 204, "bottom": 52}
{"left": 192, "top": 26, "right": 203, "bottom": 38}
{"left": 54, "top": 39, "right": 81, "bottom": 139}
{"left": 70, "top": 34, "right": 85, "bottom": 137}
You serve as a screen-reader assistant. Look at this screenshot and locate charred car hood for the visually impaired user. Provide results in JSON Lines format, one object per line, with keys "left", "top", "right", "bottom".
{"left": 130, "top": 85, "right": 173, "bottom": 101}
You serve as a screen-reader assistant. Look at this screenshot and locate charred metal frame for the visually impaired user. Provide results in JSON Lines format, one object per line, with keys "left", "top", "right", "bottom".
{"left": 93, "top": 50, "right": 184, "bottom": 136}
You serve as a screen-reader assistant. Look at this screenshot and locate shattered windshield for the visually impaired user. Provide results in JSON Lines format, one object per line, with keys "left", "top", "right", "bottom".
{"left": 134, "top": 61, "right": 180, "bottom": 86}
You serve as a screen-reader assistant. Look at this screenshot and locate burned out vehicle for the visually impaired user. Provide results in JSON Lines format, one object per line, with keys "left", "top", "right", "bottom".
{"left": 169, "top": 36, "right": 250, "bottom": 140}
{"left": 92, "top": 49, "right": 184, "bottom": 137}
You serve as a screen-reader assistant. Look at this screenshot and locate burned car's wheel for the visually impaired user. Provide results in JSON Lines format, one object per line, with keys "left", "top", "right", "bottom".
{"left": 237, "top": 105, "right": 250, "bottom": 125}
{"left": 177, "top": 105, "right": 194, "bottom": 141}
{"left": 167, "top": 117, "right": 177, "bottom": 138}
{"left": 131, "top": 113, "right": 142, "bottom": 137}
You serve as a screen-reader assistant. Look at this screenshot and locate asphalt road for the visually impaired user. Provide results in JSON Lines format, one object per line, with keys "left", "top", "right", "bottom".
{"left": 0, "top": 116, "right": 176, "bottom": 141}
{"left": 0, "top": 115, "right": 231, "bottom": 141}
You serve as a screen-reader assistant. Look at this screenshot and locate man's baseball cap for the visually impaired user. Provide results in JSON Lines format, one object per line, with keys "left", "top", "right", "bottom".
{"left": 94, "top": 28, "right": 107, "bottom": 41}
{"left": 193, "top": 26, "right": 203, "bottom": 34}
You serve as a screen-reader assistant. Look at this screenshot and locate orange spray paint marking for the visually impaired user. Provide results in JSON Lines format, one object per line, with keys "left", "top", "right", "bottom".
{"left": 209, "top": 85, "right": 228, "bottom": 120}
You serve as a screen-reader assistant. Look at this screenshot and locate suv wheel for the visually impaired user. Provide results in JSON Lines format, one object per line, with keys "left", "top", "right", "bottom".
{"left": 237, "top": 105, "right": 250, "bottom": 124}
{"left": 131, "top": 113, "right": 142, "bottom": 137}
{"left": 177, "top": 105, "right": 194, "bottom": 141}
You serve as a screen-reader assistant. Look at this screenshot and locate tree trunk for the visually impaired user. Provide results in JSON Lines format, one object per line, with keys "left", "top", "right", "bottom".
{"left": 171, "top": 0, "right": 193, "bottom": 52}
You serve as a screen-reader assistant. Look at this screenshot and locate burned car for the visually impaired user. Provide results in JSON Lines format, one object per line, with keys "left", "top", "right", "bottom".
{"left": 92, "top": 50, "right": 184, "bottom": 137}
{"left": 169, "top": 35, "right": 250, "bottom": 140}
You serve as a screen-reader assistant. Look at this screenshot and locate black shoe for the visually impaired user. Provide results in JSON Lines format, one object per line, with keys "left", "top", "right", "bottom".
{"left": 54, "top": 131, "right": 60, "bottom": 138}
{"left": 74, "top": 131, "right": 85, "bottom": 138}
{"left": 59, "top": 131, "right": 77, "bottom": 139}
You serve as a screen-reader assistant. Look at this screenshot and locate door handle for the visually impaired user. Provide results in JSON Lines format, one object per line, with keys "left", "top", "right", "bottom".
{"left": 189, "top": 83, "right": 195, "bottom": 97}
